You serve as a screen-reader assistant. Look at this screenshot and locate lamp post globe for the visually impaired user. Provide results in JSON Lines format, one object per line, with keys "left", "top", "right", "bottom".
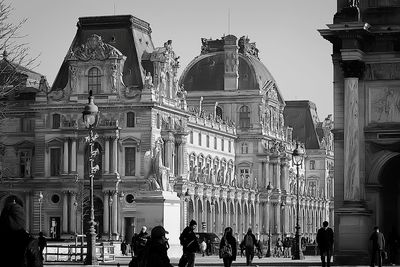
{"left": 292, "top": 142, "right": 304, "bottom": 260}
{"left": 82, "top": 90, "right": 99, "bottom": 266}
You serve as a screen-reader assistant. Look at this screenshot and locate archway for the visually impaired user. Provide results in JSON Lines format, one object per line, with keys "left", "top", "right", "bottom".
{"left": 83, "top": 195, "right": 104, "bottom": 236}
{"left": 197, "top": 198, "right": 203, "bottom": 232}
{"left": 380, "top": 155, "right": 400, "bottom": 263}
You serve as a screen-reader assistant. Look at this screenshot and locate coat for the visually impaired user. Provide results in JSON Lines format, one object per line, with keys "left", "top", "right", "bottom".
{"left": 142, "top": 238, "right": 173, "bottom": 267}
{"left": 370, "top": 231, "right": 385, "bottom": 251}
{"left": 316, "top": 227, "right": 334, "bottom": 251}
{"left": 179, "top": 226, "right": 199, "bottom": 253}
{"left": 220, "top": 235, "right": 237, "bottom": 261}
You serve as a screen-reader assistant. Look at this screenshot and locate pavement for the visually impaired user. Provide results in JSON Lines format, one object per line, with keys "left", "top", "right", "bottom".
{"left": 42, "top": 255, "right": 400, "bottom": 267}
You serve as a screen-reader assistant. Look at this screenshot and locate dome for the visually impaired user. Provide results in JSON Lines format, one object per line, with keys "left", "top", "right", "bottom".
{"left": 180, "top": 35, "right": 278, "bottom": 92}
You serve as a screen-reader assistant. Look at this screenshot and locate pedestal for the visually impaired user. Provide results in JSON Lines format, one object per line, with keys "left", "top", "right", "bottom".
{"left": 136, "top": 190, "right": 182, "bottom": 258}
{"left": 334, "top": 204, "right": 371, "bottom": 265}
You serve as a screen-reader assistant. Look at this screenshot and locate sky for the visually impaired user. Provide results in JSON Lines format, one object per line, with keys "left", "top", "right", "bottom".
{"left": 9, "top": 0, "right": 336, "bottom": 119}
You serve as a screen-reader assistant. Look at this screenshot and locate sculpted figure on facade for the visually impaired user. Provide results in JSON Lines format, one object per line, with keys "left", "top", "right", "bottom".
{"left": 143, "top": 139, "right": 171, "bottom": 191}
{"left": 69, "top": 66, "right": 78, "bottom": 91}
{"left": 144, "top": 71, "right": 153, "bottom": 89}
{"left": 111, "top": 64, "right": 118, "bottom": 92}
{"left": 225, "top": 169, "right": 232, "bottom": 186}
{"left": 176, "top": 85, "right": 187, "bottom": 110}
{"left": 159, "top": 68, "right": 167, "bottom": 97}
{"left": 217, "top": 169, "right": 223, "bottom": 184}
{"left": 231, "top": 174, "right": 237, "bottom": 187}
{"left": 69, "top": 34, "right": 122, "bottom": 61}
{"left": 210, "top": 167, "right": 216, "bottom": 184}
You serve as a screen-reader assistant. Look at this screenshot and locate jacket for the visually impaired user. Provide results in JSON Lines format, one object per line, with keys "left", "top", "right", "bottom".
{"left": 370, "top": 231, "right": 385, "bottom": 251}
{"left": 179, "top": 226, "right": 199, "bottom": 253}
{"left": 316, "top": 227, "right": 334, "bottom": 250}
{"left": 220, "top": 235, "right": 237, "bottom": 261}
{"left": 142, "top": 238, "right": 173, "bottom": 267}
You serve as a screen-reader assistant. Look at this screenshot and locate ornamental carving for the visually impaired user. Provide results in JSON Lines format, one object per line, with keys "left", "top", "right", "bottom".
{"left": 267, "top": 86, "right": 278, "bottom": 101}
{"left": 364, "top": 63, "right": 400, "bottom": 81}
{"left": 68, "top": 34, "right": 122, "bottom": 61}
{"left": 238, "top": 36, "right": 259, "bottom": 59}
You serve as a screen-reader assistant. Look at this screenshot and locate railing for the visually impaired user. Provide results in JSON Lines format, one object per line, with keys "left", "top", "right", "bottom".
{"left": 44, "top": 243, "right": 115, "bottom": 263}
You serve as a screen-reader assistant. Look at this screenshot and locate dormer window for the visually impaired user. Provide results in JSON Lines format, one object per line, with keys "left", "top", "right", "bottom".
{"left": 88, "top": 67, "right": 101, "bottom": 93}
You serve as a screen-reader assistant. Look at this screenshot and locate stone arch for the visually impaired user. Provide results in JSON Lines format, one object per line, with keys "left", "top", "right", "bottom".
{"left": 188, "top": 198, "right": 195, "bottom": 223}
{"left": 229, "top": 200, "right": 235, "bottom": 230}
{"left": 197, "top": 198, "right": 203, "bottom": 231}
{"left": 368, "top": 150, "right": 400, "bottom": 185}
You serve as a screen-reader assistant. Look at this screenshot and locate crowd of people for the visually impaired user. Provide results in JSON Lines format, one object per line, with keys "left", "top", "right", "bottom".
{"left": 0, "top": 200, "right": 398, "bottom": 267}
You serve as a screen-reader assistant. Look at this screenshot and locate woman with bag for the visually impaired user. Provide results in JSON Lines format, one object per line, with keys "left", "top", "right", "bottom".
{"left": 219, "top": 227, "right": 237, "bottom": 267}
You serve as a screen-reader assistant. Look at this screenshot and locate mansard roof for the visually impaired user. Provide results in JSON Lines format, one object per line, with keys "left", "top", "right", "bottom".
{"left": 283, "top": 100, "right": 321, "bottom": 149}
{"left": 51, "top": 15, "right": 155, "bottom": 91}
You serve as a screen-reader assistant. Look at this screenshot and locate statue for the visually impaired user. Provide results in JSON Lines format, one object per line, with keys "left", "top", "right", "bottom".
{"left": 199, "top": 96, "right": 204, "bottom": 116}
{"left": 25, "top": 158, "right": 31, "bottom": 178}
{"left": 214, "top": 102, "right": 219, "bottom": 120}
{"left": 160, "top": 69, "right": 167, "bottom": 96}
{"left": 210, "top": 168, "right": 216, "bottom": 184}
{"left": 111, "top": 64, "right": 118, "bottom": 92}
{"left": 232, "top": 174, "right": 237, "bottom": 187}
{"left": 217, "top": 169, "right": 223, "bottom": 184}
{"left": 176, "top": 85, "right": 187, "bottom": 109}
{"left": 144, "top": 151, "right": 161, "bottom": 190}
{"left": 69, "top": 66, "right": 77, "bottom": 91}
{"left": 253, "top": 176, "right": 258, "bottom": 189}
{"left": 143, "top": 139, "right": 171, "bottom": 191}
{"left": 144, "top": 72, "right": 153, "bottom": 89}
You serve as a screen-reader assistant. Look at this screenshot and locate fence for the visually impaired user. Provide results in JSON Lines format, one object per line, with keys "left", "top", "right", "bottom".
{"left": 44, "top": 243, "right": 115, "bottom": 263}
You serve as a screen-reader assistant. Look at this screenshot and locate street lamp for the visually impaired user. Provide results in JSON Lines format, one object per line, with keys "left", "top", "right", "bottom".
{"left": 265, "top": 181, "right": 272, "bottom": 258}
{"left": 292, "top": 142, "right": 305, "bottom": 260}
{"left": 82, "top": 90, "right": 100, "bottom": 266}
{"left": 38, "top": 191, "right": 43, "bottom": 233}
{"left": 108, "top": 191, "right": 113, "bottom": 241}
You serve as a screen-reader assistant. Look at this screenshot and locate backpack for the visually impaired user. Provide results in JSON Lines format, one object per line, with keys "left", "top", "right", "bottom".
{"left": 244, "top": 234, "right": 253, "bottom": 247}
{"left": 220, "top": 239, "right": 232, "bottom": 258}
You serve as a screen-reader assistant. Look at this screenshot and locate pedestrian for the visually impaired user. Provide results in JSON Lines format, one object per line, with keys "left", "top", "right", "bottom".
{"left": 316, "top": 221, "right": 334, "bottom": 267}
{"left": 206, "top": 239, "right": 212, "bottom": 255}
{"left": 38, "top": 232, "right": 47, "bottom": 261}
{"left": 131, "top": 233, "right": 138, "bottom": 256}
{"left": 200, "top": 239, "right": 207, "bottom": 256}
{"left": 219, "top": 227, "right": 237, "bottom": 267}
{"left": 0, "top": 200, "right": 43, "bottom": 267}
{"left": 369, "top": 226, "right": 386, "bottom": 267}
{"left": 140, "top": 225, "right": 173, "bottom": 267}
{"left": 121, "top": 239, "right": 128, "bottom": 256}
{"left": 178, "top": 219, "right": 199, "bottom": 267}
{"left": 240, "top": 228, "right": 258, "bottom": 266}
{"left": 135, "top": 226, "right": 149, "bottom": 262}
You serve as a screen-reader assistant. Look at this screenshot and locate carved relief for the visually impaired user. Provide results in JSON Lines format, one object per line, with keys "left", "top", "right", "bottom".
{"left": 68, "top": 34, "right": 122, "bottom": 61}
{"left": 370, "top": 87, "right": 400, "bottom": 123}
{"left": 267, "top": 86, "right": 278, "bottom": 101}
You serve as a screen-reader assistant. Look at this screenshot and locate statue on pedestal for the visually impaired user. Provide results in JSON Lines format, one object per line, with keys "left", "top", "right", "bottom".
{"left": 143, "top": 139, "right": 171, "bottom": 191}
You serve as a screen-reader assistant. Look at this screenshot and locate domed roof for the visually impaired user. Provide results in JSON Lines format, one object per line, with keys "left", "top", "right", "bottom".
{"left": 180, "top": 35, "right": 278, "bottom": 92}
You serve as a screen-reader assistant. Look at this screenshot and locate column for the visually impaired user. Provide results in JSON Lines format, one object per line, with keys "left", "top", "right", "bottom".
{"left": 258, "top": 161, "right": 263, "bottom": 188}
{"left": 275, "top": 160, "right": 281, "bottom": 190}
{"left": 265, "top": 201, "right": 270, "bottom": 232}
{"left": 163, "top": 133, "right": 175, "bottom": 172}
{"left": 104, "top": 138, "right": 110, "bottom": 174}
{"left": 112, "top": 192, "right": 118, "bottom": 237}
{"left": 176, "top": 135, "right": 187, "bottom": 178}
{"left": 25, "top": 193, "right": 30, "bottom": 231}
{"left": 63, "top": 139, "right": 69, "bottom": 174}
{"left": 264, "top": 158, "right": 270, "bottom": 188}
{"left": 103, "top": 192, "right": 109, "bottom": 236}
{"left": 112, "top": 137, "right": 118, "bottom": 174}
{"left": 284, "top": 205, "right": 290, "bottom": 234}
{"left": 69, "top": 192, "right": 76, "bottom": 234}
{"left": 71, "top": 139, "right": 77, "bottom": 173}
{"left": 280, "top": 160, "right": 288, "bottom": 192}
{"left": 274, "top": 203, "right": 281, "bottom": 234}
{"left": 62, "top": 191, "right": 68, "bottom": 234}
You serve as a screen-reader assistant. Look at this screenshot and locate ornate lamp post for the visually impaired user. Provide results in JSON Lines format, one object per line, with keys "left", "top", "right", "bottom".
{"left": 38, "top": 191, "right": 43, "bottom": 233}
{"left": 292, "top": 142, "right": 305, "bottom": 260}
{"left": 82, "top": 90, "right": 100, "bottom": 266}
{"left": 108, "top": 191, "right": 113, "bottom": 241}
{"left": 266, "top": 182, "right": 272, "bottom": 257}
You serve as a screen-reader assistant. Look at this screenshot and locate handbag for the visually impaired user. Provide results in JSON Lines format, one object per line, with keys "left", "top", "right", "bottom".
{"left": 220, "top": 239, "right": 233, "bottom": 258}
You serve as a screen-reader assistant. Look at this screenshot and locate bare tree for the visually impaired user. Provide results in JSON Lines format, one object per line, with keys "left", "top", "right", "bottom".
{"left": 0, "top": 0, "right": 39, "bottom": 119}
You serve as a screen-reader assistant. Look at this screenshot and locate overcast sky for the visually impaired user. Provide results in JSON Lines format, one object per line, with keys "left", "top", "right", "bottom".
{"left": 10, "top": 0, "right": 336, "bottom": 119}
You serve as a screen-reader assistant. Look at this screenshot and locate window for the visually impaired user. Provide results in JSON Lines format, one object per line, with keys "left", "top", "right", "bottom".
{"left": 216, "top": 106, "right": 223, "bottom": 120}
{"left": 156, "top": 113, "right": 160, "bottom": 129}
{"left": 88, "top": 67, "right": 101, "bottom": 93}
{"left": 190, "top": 131, "right": 193, "bottom": 144}
{"left": 125, "top": 147, "right": 136, "bottom": 176}
{"left": 214, "top": 137, "right": 217, "bottom": 149}
{"left": 206, "top": 135, "right": 210, "bottom": 148}
{"left": 21, "top": 118, "right": 34, "bottom": 132}
{"left": 52, "top": 114, "right": 60, "bottom": 129}
{"left": 127, "top": 112, "right": 135, "bottom": 127}
{"left": 228, "top": 141, "right": 232, "bottom": 152}
{"left": 221, "top": 138, "right": 224, "bottom": 151}
{"left": 239, "top": 105, "right": 250, "bottom": 128}
{"left": 198, "top": 133, "right": 202, "bottom": 146}
{"left": 241, "top": 143, "right": 249, "bottom": 154}
{"left": 50, "top": 148, "right": 61, "bottom": 176}
{"left": 19, "top": 151, "right": 32, "bottom": 178}
{"left": 310, "top": 160, "right": 315, "bottom": 170}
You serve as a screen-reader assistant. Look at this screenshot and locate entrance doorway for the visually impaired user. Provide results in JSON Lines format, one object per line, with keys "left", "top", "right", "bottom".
{"left": 380, "top": 155, "right": 400, "bottom": 264}
{"left": 49, "top": 217, "right": 60, "bottom": 239}
{"left": 124, "top": 217, "right": 136, "bottom": 243}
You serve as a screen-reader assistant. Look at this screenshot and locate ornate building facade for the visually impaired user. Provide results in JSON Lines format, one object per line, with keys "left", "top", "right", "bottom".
{"left": 0, "top": 15, "right": 333, "bottom": 250}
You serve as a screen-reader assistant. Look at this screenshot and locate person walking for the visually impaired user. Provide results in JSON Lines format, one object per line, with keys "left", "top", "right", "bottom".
{"left": 369, "top": 226, "right": 386, "bottom": 267}
{"left": 241, "top": 228, "right": 257, "bottom": 266}
{"left": 316, "top": 221, "right": 334, "bottom": 267}
{"left": 219, "top": 227, "right": 237, "bottom": 267}
{"left": 141, "top": 225, "right": 173, "bottom": 267}
{"left": 178, "top": 219, "right": 199, "bottom": 267}
{"left": 38, "top": 232, "right": 47, "bottom": 262}
{"left": 0, "top": 200, "right": 43, "bottom": 267}
{"left": 121, "top": 239, "right": 128, "bottom": 256}
{"left": 135, "top": 226, "right": 150, "bottom": 263}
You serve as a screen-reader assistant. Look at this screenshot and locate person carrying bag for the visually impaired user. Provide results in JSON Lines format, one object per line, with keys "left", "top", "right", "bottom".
{"left": 219, "top": 227, "right": 237, "bottom": 267}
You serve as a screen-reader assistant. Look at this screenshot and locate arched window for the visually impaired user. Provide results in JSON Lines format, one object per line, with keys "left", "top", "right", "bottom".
{"left": 241, "top": 143, "right": 249, "bottom": 154}
{"left": 216, "top": 106, "right": 223, "bottom": 120}
{"left": 127, "top": 112, "right": 135, "bottom": 127}
{"left": 310, "top": 160, "right": 315, "bottom": 170}
{"left": 239, "top": 105, "right": 250, "bottom": 128}
{"left": 52, "top": 114, "right": 60, "bottom": 129}
{"left": 88, "top": 67, "right": 101, "bottom": 93}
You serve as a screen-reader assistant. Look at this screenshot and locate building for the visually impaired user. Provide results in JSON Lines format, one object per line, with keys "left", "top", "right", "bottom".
{"left": 284, "top": 101, "right": 334, "bottom": 241}
{"left": 320, "top": 0, "right": 400, "bottom": 264}
{"left": 0, "top": 14, "right": 333, "bottom": 253}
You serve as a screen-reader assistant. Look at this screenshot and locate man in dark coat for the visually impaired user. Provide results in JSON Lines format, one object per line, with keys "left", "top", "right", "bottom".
{"left": 135, "top": 226, "right": 150, "bottom": 262}
{"left": 0, "top": 201, "right": 43, "bottom": 267}
{"left": 178, "top": 219, "right": 199, "bottom": 267}
{"left": 370, "top": 226, "right": 386, "bottom": 267}
{"left": 240, "top": 228, "right": 258, "bottom": 266}
{"left": 316, "top": 221, "right": 334, "bottom": 267}
{"left": 141, "top": 226, "right": 173, "bottom": 267}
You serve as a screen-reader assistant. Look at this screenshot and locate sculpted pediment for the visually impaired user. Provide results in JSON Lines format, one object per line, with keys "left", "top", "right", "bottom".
{"left": 67, "top": 34, "right": 124, "bottom": 61}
